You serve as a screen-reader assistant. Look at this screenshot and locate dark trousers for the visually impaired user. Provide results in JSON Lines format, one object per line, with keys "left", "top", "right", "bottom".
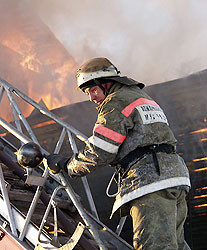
{"left": 129, "top": 189, "right": 191, "bottom": 250}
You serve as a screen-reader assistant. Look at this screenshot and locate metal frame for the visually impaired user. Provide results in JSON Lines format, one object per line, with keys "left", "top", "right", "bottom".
{"left": 38, "top": 185, "right": 66, "bottom": 244}
{"left": 19, "top": 162, "right": 49, "bottom": 241}
{"left": 0, "top": 194, "right": 55, "bottom": 248}
{"left": 0, "top": 165, "right": 17, "bottom": 237}
{"left": 58, "top": 171, "right": 107, "bottom": 250}
{"left": 0, "top": 77, "right": 127, "bottom": 244}
{"left": 0, "top": 77, "right": 98, "bottom": 218}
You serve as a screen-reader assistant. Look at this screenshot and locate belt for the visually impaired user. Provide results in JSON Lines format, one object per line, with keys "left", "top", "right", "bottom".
{"left": 107, "top": 144, "right": 176, "bottom": 197}
{"left": 119, "top": 144, "right": 176, "bottom": 176}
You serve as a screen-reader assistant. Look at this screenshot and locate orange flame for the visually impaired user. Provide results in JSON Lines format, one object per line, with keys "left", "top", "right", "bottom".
{"left": 2, "top": 36, "right": 41, "bottom": 73}
{"left": 0, "top": 132, "right": 7, "bottom": 137}
{"left": 43, "top": 94, "right": 53, "bottom": 110}
{"left": 31, "top": 116, "right": 68, "bottom": 129}
{"left": 196, "top": 187, "right": 207, "bottom": 191}
{"left": 194, "top": 194, "right": 207, "bottom": 199}
{"left": 192, "top": 157, "right": 207, "bottom": 162}
{"left": 0, "top": 23, "right": 78, "bottom": 116}
{"left": 201, "top": 138, "right": 207, "bottom": 142}
{"left": 190, "top": 128, "right": 207, "bottom": 134}
{"left": 21, "top": 55, "right": 41, "bottom": 73}
{"left": 32, "top": 120, "right": 56, "bottom": 129}
{"left": 194, "top": 204, "right": 207, "bottom": 208}
{"left": 194, "top": 167, "right": 207, "bottom": 172}
{"left": 178, "top": 134, "right": 185, "bottom": 137}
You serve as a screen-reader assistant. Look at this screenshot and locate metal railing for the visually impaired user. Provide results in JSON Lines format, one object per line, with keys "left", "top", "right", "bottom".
{"left": 0, "top": 78, "right": 99, "bottom": 234}
{"left": 0, "top": 77, "right": 129, "bottom": 248}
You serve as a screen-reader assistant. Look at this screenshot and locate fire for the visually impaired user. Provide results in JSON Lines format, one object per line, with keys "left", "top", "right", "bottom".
{"left": 31, "top": 120, "right": 56, "bottom": 129}
{"left": 44, "top": 61, "right": 77, "bottom": 110}
{"left": 194, "top": 167, "right": 207, "bottom": 172}
{"left": 194, "top": 204, "right": 207, "bottom": 208}
{"left": 0, "top": 132, "right": 7, "bottom": 137}
{"left": 194, "top": 194, "right": 207, "bottom": 199}
{"left": 31, "top": 116, "right": 68, "bottom": 129}
{"left": 192, "top": 157, "right": 207, "bottom": 162}
{"left": 178, "top": 134, "right": 185, "bottom": 137}
{"left": 2, "top": 36, "right": 41, "bottom": 73}
{"left": 0, "top": 2, "right": 83, "bottom": 122}
{"left": 21, "top": 55, "right": 41, "bottom": 73}
{"left": 1, "top": 30, "right": 76, "bottom": 111}
{"left": 200, "top": 138, "right": 207, "bottom": 142}
{"left": 190, "top": 128, "right": 207, "bottom": 134}
{"left": 43, "top": 94, "right": 53, "bottom": 110}
{"left": 0, "top": 33, "right": 77, "bottom": 115}
{"left": 196, "top": 187, "right": 207, "bottom": 191}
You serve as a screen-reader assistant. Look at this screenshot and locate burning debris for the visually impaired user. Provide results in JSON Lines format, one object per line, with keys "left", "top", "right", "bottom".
{"left": 31, "top": 116, "right": 68, "bottom": 129}
{"left": 0, "top": 0, "right": 87, "bottom": 122}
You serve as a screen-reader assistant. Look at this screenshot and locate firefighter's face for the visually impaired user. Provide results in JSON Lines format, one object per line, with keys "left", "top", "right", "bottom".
{"left": 85, "top": 85, "right": 106, "bottom": 106}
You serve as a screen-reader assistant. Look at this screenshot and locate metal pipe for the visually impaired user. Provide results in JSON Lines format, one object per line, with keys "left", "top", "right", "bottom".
{"left": 0, "top": 117, "right": 98, "bottom": 228}
{"left": 0, "top": 117, "right": 64, "bottom": 189}
{"left": 0, "top": 150, "right": 97, "bottom": 250}
{"left": 0, "top": 112, "right": 98, "bottom": 221}
{"left": 53, "top": 203, "right": 58, "bottom": 243}
{"left": 0, "top": 78, "right": 107, "bottom": 248}
{"left": 81, "top": 176, "right": 99, "bottom": 220}
{"left": 5, "top": 87, "right": 39, "bottom": 145}
{"left": 0, "top": 165, "right": 18, "bottom": 237}
{"left": 0, "top": 77, "right": 88, "bottom": 143}
{"left": 10, "top": 103, "right": 23, "bottom": 135}
{"left": 116, "top": 216, "right": 127, "bottom": 236}
{"left": 54, "top": 128, "right": 66, "bottom": 154}
{"left": 38, "top": 185, "right": 64, "bottom": 244}
{"left": 58, "top": 171, "right": 107, "bottom": 250}
{"left": 0, "top": 136, "right": 18, "bottom": 152}
{"left": 5, "top": 87, "right": 23, "bottom": 136}
{"left": 0, "top": 117, "right": 30, "bottom": 145}
{"left": 19, "top": 162, "right": 49, "bottom": 241}
{"left": 86, "top": 211, "right": 133, "bottom": 250}
{"left": 0, "top": 86, "right": 5, "bottom": 104}
{"left": 67, "top": 130, "right": 99, "bottom": 220}
{"left": 67, "top": 130, "right": 78, "bottom": 153}
{"left": 0, "top": 79, "right": 98, "bottom": 223}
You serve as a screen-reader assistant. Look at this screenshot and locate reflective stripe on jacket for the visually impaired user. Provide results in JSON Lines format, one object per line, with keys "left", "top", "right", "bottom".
{"left": 67, "top": 82, "right": 190, "bottom": 215}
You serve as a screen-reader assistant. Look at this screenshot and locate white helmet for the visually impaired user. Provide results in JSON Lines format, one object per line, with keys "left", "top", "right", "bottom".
{"left": 76, "top": 57, "right": 120, "bottom": 90}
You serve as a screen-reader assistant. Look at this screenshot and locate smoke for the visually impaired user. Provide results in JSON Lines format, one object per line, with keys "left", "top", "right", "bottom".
{"left": 0, "top": 0, "right": 207, "bottom": 122}
{"left": 28, "top": 0, "right": 207, "bottom": 85}
{"left": 0, "top": 0, "right": 88, "bottom": 121}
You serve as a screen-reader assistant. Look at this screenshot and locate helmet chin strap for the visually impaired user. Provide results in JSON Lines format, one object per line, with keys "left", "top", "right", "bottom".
{"left": 93, "top": 79, "right": 108, "bottom": 96}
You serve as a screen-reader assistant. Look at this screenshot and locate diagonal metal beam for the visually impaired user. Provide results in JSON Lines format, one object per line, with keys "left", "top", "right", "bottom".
{"left": 0, "top": 165, "right": 18, "bottom": 237}
{"left": 0, "top": 77, "right": 88, "bottom": 143}
{"left": 67, "top": 130, "right": 99, "bottom": 220}
{"left": 4, "top": 87, "right": 39, "bottom": 145}
{"left": 0, "top": 86, "right": 4, "bottom": 104}
{"left": 54, "top": 128, "right": 66, "bottom": 154}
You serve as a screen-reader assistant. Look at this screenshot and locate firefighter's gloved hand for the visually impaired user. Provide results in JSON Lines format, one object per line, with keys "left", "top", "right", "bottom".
{"left": 46, "top": 154, "right": 69, "bottom": 174}
{"left": 66, "top": 154, "right": 85, "bottom": 178}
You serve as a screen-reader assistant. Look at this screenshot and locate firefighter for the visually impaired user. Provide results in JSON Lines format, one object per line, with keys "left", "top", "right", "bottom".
{"left": 47, "top": 58, "right": 191, "bottom": 249}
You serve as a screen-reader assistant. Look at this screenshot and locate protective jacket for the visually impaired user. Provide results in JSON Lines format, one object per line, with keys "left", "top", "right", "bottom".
{"left": 67, "top": 81, "right": 190, "bottom": 216}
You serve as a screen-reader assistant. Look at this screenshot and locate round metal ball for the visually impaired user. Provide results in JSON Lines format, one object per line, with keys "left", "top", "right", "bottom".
{"left": 17, "top": 142, "right": 43, "bottom": 168}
